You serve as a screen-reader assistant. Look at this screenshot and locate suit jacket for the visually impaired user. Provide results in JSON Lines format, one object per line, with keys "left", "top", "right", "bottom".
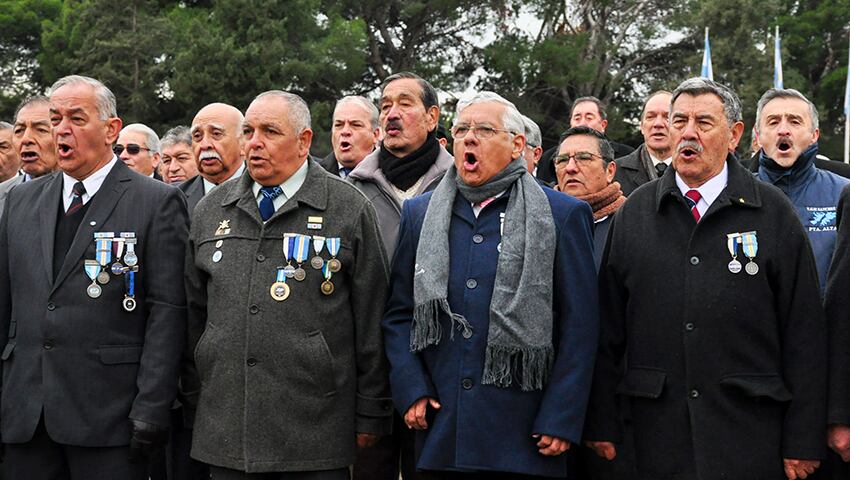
{"left": 613, "top": 144, "right": 653, "bottom": 196}
{"left": 0, "top": 160, "right": 189, "bottom": 446}
{"left": 319, "top": 152, "right": 340, "bottom": 177}
{"left": 0, "top": 175, "right": 24, "bottom": 220}
{"left": 178, "top": 175, "right": 205, "bottom": 216}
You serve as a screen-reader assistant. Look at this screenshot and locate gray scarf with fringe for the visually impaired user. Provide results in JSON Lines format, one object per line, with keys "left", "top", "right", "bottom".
{"left": 411, "top": 158, "right": 556, "bottom": 391}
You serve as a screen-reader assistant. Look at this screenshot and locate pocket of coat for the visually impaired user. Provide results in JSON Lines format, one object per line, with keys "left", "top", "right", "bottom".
{"left": 719, "top": 374, "right": 792, "bottom": 402}
{"left": 305, "top": 331, "right": 337, "bottom": 397}
{"left": 1, "top": 342, "right": 15, "bottom": 361}
{"left": 99, "top": 344, "right": 144, "bottom": 365}
{"left": 616, "top": 366, "right": 667, "bottom": 399}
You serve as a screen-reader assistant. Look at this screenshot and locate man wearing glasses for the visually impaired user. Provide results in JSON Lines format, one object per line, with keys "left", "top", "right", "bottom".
{"left": 115, "top": 123, "right": 162, "bottom": 180}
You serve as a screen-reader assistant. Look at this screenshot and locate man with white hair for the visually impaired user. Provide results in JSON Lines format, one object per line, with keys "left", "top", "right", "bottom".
{"left": 116, "top": 123, "right": 162, "bottom": 179}
{"left": 383, "top": 91, "right": 598, "bottom": 478}
{"left": 321, "top": 96, "right": 380, "bottom": 178}
{"left": 521, "top": 114, "right": 543, "bottom": 174}
{"left": 0, "top": 122, "right": 20, "bottom": 183}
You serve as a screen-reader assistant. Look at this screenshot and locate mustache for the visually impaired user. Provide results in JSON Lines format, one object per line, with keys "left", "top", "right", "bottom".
{"left": 199, "top": 150, "right": 222, "bottom": 161}
{"left": 677, "top": 140, "right": 703, "bottom": 153}
{"left": 384, "top": 119, "right": 403, "bottom": 131}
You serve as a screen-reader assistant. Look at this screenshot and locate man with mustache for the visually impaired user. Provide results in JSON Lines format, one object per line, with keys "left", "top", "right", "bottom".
{"left": 0, "top": 96, "right": 60, "bottom": 216}
{"left": 584, "top": 77, "right": 826, "bottom": 480}
{"left": 321, "top": 96, "right": 380, "bottom": 178}
{"left": 752, "top": 88, "right": 847, "bottom": 295}
{"left": 180, "top": 103, "right": 245, "bottom": 214}
{"left": 613, "top": 91, "right": 674, "bottom": 196}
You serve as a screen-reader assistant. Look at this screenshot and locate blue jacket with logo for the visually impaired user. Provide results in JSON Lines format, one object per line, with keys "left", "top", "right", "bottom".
{"left": 757, "top": 144, "right": 849, "bottom": 294}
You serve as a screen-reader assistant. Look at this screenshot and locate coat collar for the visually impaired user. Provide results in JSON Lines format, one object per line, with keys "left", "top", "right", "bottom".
{"left": 655, "top": 153, "right": 762, "bottom": 215}
{"left": 220, "top": 159, "right": 329, "bottom": 224}
{"left": 618, "top": 144, "right": 648, "bottom": 172}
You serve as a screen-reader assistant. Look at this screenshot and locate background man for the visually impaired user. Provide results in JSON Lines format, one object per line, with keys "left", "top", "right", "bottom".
{"left": 584, "top": 77, "right": 826, "bottom": 480}
{"left": 320, "top": 95, "right": 380, "bottom": 178}
{"left": 158, "top": 126, "right": 198, "bottom": 185}
{"left": 0, "top": 122, "right": 20, "bottom": 182}
{"left": 753, "top": 88, "right": 848, "bottom": 295}
{"left": 116, "top": 123, "right": 162, "bottom": 179}
{"left": 180, "top": 103, "right": 245, "bottom": 214}
{"left": 184, "top": 90, "right": 391, "bottom": 479}
{"left": 0, "top": 74, "right": 188, "bottom": 479}
{"left": 383, "top": 91, "right": 598, "bottom": 479}
{"left": 613, "top": 91, "right": 674, "bottom": 195}
{"left": 522, "top": 114, "right": 543, "bottom": 174}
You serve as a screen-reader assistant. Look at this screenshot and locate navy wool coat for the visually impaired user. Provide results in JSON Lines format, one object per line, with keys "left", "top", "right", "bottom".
{"left": 383, "top": 184, "right": 599, "bottom": 477}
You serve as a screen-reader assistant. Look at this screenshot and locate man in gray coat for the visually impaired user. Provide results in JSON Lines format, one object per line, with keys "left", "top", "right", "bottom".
{"left": 184, "top": 90, "right": 392, "bottom": 479}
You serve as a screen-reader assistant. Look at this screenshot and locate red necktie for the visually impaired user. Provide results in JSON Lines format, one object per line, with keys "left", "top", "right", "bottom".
{"left": 684, "top": 189, "right": 702, "bottom": 222}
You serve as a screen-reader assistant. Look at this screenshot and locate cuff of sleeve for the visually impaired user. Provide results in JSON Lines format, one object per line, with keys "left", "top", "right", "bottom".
{"left": 356, "top": 394, "right": 394, "bottom": 435}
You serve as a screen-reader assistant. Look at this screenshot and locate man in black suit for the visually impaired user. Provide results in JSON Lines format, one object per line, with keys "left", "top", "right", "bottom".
{"left": 180, "top": 103, "right": 245, "bottom": 214}
{"left": 116, "top": 123, "right": 163, "bottom": 181}
{"left": 0, "top": 75, "right": 188, "bottom": 479}
{"left": 613, "top": 91, "right": 674, "bottom": 196}
{"left": 320, "top": 95, "right": 380, "bottom": 178}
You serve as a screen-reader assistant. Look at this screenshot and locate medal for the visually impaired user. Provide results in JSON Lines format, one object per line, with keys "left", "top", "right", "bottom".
{"left": 741, "top": 231, "right": 759, "bottom": 276}
{"left": 84, "top": 259, "right": 102, "bottom": 298}
{"left": 310, "top": 235, "right": 326, "bottom": 269}
{"left": 726, "top": 233, "right": 742, "bottom": 274}
{"left": 124, "top": 237, "right": 138, "bottom": 267}
{"left": 123, "top": 268, "right": 136, "bottom": 312}
{"left": 320, "top": 261, "right": 334, "bottom": 295}
{"left": 270, "top": 267, "right": 290, "bottom": 301}
{"left": 325, "top": 237, "right": 341, "bottom": 273}
{"left": 282, "top": 233, "right": 297, "bottom": 278}
{"left": 212, "top": 250, "right": 223, "bottom": 263}
{"left": 94, "top": 232, "right": 113, "bottom": 284}
{"left": 215, "top": 219, "right": 231, "bottom": 236}
{"left": 293, "top": 235, "right": 310, "bottom": 282}
{"left": 497, "top": 212, "right": 505, "bottom": 253}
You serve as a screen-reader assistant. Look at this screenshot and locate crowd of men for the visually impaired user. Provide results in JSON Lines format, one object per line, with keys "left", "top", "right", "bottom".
{"left": 0, "top": 70, "right": 849, "bottom": 480}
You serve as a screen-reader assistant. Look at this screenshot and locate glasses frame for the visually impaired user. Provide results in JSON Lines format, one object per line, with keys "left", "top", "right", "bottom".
{"left": 113, "top": 143, "right": 151, "bottom": 155}
{"left": 451, "top": 124, "right": 515, "bottom": 140}
{"left": 553, "top": 151, "right": 607, "bottom": 167}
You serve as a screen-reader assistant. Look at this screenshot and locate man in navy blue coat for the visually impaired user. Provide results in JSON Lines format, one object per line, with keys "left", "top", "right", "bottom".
{"left": 382, "top": 91, "right": 599, "bottom": 478}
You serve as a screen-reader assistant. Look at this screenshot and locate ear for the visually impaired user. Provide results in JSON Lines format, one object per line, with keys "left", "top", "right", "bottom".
{"left": 105, "top": 117, "right": 122, "bottom": 145}
{"left": 152, "top": 152, "right": 161, "bottom": 168}
{"left": 600, "top": 119, "right": 609, "bottom": 131}
{"left": 298, "top": 128, "right": 314, "bottom": 159}
{"left": 605, "top": 161, "right": 616, "bottom": 184}
{"left": 512, "top": 133, "right": 527, "bottom": 160}
{"left": 426, "top": 106, "right": 440, "bottom": 132}
{"left": 728, "top": 121, "right": 745, "bottom": 152}
{"left": 811, "top": 127, "right": 820, "bottom": 144}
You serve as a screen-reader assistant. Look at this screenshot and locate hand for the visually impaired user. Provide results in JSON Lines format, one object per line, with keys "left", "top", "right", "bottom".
{"left": 404, "top": 397, "right": 441, "bottom": 430}
{"left": 584, "top": 441, "right": 617, "bottom": 460}
{"left": 783, "top": 459, "right": 820, "bottom": 479}
{"left": 128, "top": 419, "right": 169, "bottom": 463}
{"left": 356, "top": 433, "right": 379, "bottom": 449}
{"left": 829, "top": 424, "right": 850, "bottom": 461}
{"left": 532, "top": 434, "right": 570, "bottom": 456}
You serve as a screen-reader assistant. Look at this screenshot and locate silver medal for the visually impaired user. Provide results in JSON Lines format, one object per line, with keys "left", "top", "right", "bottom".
{"left": 728, "top": 259, "right": 742, "bottom": 274}
{"left": 124, "top": 251, "right": 138, "bottom": 267}
{"left": 745, "top": 261, "right": 759, "bottom": 275}
{"left": 87, "top": 283, "right": 102, "bottom": 298}
{"left": 212, "top": 250, "right": 223, "bottom": 263}
{"left": 97, "top": 271, "right": 110, "bottom": 284}
{"left": 294, "top": 268, "right": 307, "bottom": 282}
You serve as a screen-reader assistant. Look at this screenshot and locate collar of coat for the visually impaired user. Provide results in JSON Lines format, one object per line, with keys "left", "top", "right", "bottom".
{"left": 655, "top": 153, "right": 762, "bottom": 214}
{"left": 219, "top": 158, "right": 329, "bottom": 222}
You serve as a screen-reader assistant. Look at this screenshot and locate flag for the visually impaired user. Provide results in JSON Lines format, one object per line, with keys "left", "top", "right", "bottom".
{"left": 774, "top": 26, "right": 783, "bottom": 89}
{"left": 701, "top": 27, "right": 713, "bottom": 80}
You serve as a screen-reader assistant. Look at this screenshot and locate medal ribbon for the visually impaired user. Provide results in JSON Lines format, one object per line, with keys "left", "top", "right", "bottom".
{"left": 325, "top": 237, "right": 340, "bottom": 257}
{"left": 276, "top": 267, "right": 287, "bottom": 283}
{"left": 96, "top": 239, "right": 112, "bottom": 266}
{"left": 294, "top": 235, "right": 310, "bottom": 263}
{"left": 322, "top": 261, "right": 333, "bottom": 280}
{"left": 741, "top": 231, "right": 758, "bottom": 259}
{"left": 283, "top": 234, "right": 296, "bottom": 263}
{"left": 125, "top": 269, "right": 135, "bottom": 297}
{"left": 312, "top": 235, "right": 326, "bottom": 255}
{"left": 84, "top": 260, "right": 101, "bottom": 281}
{"left": 726, "top": 233, "right": 740, "bottom": 258}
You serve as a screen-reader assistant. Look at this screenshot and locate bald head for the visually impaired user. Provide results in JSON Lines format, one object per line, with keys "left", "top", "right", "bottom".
{"left": 191, "top": 103, "right": 245, "bottom": 184}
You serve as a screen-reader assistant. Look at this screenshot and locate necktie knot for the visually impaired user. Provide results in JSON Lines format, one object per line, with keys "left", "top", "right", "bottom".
{"left": 655, "top": 162, "right": 668, "bottom": 178}
{"left": 66, "top": 181, "right": 87, "bottom": 216}
{"left": 260, "top": 186, "right": 283, "bottom": 200}
{"left": 72, "top": 181, "right": 86, "bottom": 197}
{"left": 477, "top": 196, "right": 497, "bottom": 210}
{"left": 259, "top": 185, "right": 283, "bottom": 221}
{"left": 685, "top": 189, "right": 702, "bottom": 222}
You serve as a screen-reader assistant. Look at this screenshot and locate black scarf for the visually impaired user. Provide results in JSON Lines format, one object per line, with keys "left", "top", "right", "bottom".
{"left": 378, "top": 131, "right": 440, "bottom": 191}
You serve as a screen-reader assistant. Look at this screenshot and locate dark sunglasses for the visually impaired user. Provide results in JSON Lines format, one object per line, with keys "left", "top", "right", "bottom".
{"left": 113, "top": 143, "right": 151, "bottom": 155}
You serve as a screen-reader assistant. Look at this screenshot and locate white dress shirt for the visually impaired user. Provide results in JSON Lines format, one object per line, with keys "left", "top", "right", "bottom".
{"left": 252, "top": 159, "right": 309, "bottom": 218}
{"left": 675, "top": 161, "right": 728, "bottom": 218}
{"left": 61, "top": 156, "right": 118, "bottom": 212}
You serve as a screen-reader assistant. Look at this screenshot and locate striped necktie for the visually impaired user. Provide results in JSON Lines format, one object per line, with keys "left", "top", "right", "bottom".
{"left": 66, "top": 181, "right": 86, "bottom": 216}
{"left": 684, "top": 189, "right": 702, "bottom": 222}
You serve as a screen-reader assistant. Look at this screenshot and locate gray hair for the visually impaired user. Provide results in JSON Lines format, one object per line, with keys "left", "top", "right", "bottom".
{"left": 671, "top": 77, "right": 742, "bottom": 126}
{"left": 755, "top": 88, "right": 819, "bottom": 133}
{"left": 571, "top": 96, "right": 607, "bottom": 120}
{"left": 252, "top": 90, "right": 311, "bottom": 132}
{"left": 334, "top": 96, "right": 379, "bottom": 130}
{"left": 48, "top": 75, "right": 117, "bottom": 120}
{"left": 0, "top": 121, "right": 11, "bottom": 131}
{"left": 14, "top": 95, "right": 51, "bottom": 121}
{"left": 521, "top": 114, "right": 542, "bottom": 148}
{"left": 121, "top": 123, "right": 161, "bottom": 154}
{"left": 160, "top": 125, "right": 192, "bottom": 149}
{"left": 454, "top": 91, "right": 525, "bottom": 137}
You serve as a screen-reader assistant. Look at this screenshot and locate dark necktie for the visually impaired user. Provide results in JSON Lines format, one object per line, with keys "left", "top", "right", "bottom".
{"left": 340, "top": 167, "right": 353, "bottom": 178}
{"left": 684, "top": 189, "right": 702, "bottom": 222}
{"left": 66, "top": 181, "right": 86, "bottom": 216}
{"left": 655, "top": 162, "right": 668, "bottom": 178}
{"left": 259, "top": 186, "right": 284, "bottom": 221}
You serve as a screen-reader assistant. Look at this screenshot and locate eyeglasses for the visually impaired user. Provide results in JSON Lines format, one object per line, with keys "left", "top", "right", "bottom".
{"left": 113, "top": 144, "right": 151, "bottom": 155}
{"left": 451, "top": 124, "right": 514, "bottom": 140}
{"left": 554, "top": 151, "right": 606, "bottom": 166}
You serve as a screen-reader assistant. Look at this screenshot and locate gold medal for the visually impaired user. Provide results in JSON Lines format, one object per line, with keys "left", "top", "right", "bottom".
{"left": 270, "top": 281, "right": 290, "bottom": 301}
{"left": 321, "top": 280, "right": 334, "bottom": 295}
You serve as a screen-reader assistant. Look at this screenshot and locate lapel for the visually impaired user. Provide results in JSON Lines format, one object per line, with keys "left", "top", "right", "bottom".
{"left": 451, "top": 194, "right": 476, "bottom": 226}
{"left": 38, "top": 172, "right": 64, "bottom": 285}
{"left": 186, "top": 175, "right": 205, "bottom": 212}
{"left": 51, "top": 162, "right": 132, "bottom": 294}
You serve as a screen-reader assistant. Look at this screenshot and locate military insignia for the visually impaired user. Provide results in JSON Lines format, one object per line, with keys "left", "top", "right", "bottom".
{"left": 215, "top": 220, "right": 231, "bottom": 236}
{"left": 307, "top": 216, "right": 323, "bottom": 230}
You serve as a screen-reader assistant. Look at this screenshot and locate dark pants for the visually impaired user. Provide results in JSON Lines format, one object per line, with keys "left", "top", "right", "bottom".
{"left": 209, "top": 466, "right": 349, "bottom": 480}
{"left": 3, "top": 417, "right": 147, "bottom": 480}
{"left": 352, "top": 412, "right": 419, "bottom": 480}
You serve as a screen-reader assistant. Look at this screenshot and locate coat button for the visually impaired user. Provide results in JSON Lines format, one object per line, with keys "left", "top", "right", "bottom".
{"left": 466, "top": 279, "right": 477, "bottom": 289}
{"left": 461, "top": 378, "right": 473, "bottom": 390}
{"left": 689, "top": 256, "right": 700, "bottom": 265}
{"left": 247, "top": 358, "right": 257, "bottom": 366}
{"left": 249, "top": 304, "right": 259, "bottom": 314}
{"left": 685, "top": 322, "right": 695, "bottom": 331}
{"left": 256, "top": 254, "right": 266, "bottom": 262}
{"left": 472, "top": 234, "right": 484, "bottom": 244}
{"left": 47, "top": 302, "right": 55, "bottom": 311}
{"left": 689, "top": 389, "right": 700, "bottom": 398}
{"left": 43, "top": 341, "right": 54, "bottom": 350}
